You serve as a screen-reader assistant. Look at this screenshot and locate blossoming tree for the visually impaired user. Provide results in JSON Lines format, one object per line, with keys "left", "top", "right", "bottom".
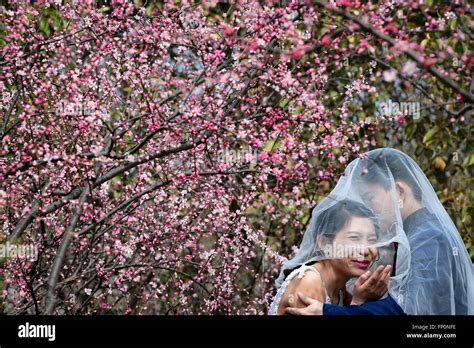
{"left": 1, "top": 0, "right": 472, "bottom": 314}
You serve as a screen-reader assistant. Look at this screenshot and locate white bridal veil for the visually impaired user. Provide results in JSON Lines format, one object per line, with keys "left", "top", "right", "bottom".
{"left": 275, "top": 148, "right": 473, "bottom": 315}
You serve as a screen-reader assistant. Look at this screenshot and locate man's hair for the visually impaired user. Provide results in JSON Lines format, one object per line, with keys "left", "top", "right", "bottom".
{"left": 360, "top": 150, "right": 423, "bottom": 202}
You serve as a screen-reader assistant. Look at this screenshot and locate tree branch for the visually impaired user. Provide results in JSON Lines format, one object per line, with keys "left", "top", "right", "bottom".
{"left": 313, "top": 0, "right": 474, "bottom": 103}
{"left": 45, "top": 185, "right": 90, "bottom": 314}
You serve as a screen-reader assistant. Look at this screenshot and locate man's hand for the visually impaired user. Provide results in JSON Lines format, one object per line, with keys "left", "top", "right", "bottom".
{"left": 350, "top": 265, "right": 392, "bottom": 305}
{"left": 285, "top": 292, "right": 323, "bottom": 315}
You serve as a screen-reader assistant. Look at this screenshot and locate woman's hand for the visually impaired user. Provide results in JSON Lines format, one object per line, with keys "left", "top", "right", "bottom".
{"left": 285, "top": 292, "right": 323, "bottom": 315}
{"left": 350, "top": 265, "right": 392, "bottom": 305}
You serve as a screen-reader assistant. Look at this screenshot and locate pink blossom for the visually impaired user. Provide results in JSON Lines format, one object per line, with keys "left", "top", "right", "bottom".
{"left": 320, "top": 35, "right": 331, "bottom": 46}
{"left": 383, "top": 69, "right": 398, "bottom": 82}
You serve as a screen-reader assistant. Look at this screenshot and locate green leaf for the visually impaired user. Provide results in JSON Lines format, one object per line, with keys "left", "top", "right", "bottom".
{"left": 422, "top": 126, "right": 438, "bottom": 146}
{"left": 39, "top": 18, "right": 51, "bottom": 37}
{"left": 279, "top": 98, "right": 289, "bottom": 108}
{"left": 450, "top": 19, "right": 457, "bottom": 30}
{"left": 264, "top": 139, "right": 279, "bottom": 151}
{"left": 421, "top": 39, "right": 430, "bottom": 48}
{"left": 146, "top": 4, "right": 155, "bottom": 17}
{"left": 463, "top": 153, "right": 474, "bottom": 167}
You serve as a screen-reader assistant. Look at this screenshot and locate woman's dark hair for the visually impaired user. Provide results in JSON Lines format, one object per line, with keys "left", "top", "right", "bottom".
{"left": 314, "top": 199, "right": 380, "bottom": 242}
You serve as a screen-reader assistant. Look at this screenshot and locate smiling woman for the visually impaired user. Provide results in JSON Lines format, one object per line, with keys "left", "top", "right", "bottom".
{"left": 269, "top": 200, "right": 386, "bottom": 315}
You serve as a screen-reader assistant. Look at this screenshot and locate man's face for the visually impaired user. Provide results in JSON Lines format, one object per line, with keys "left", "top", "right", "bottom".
{"left": 358, "top": 183, "right": 397, "bottom": 231}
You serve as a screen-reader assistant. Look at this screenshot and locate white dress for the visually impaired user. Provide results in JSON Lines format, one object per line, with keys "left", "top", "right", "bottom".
{"left": 269, "top": 264, "right": 344, "bottom": 315}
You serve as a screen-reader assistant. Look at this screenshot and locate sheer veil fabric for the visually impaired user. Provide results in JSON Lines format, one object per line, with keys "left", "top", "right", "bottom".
{"left": 274, "top": 148, "right": 473, "bottom": 315}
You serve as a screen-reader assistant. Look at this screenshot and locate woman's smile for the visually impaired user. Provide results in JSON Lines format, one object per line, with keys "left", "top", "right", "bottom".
{"left": 352, "top": 259, "right": 371, "bottom": 270}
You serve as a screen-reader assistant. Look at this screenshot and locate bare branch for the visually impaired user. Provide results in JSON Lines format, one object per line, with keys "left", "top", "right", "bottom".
{"left": 45, "top": 185, "right": 90, "bottom": 315}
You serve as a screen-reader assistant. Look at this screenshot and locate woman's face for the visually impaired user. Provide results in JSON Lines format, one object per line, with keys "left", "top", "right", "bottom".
{"left": 329, "top": 216, "right": 378, "bottom": 278}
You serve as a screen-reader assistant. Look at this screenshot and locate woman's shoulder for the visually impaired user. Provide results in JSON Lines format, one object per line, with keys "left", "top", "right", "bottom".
{"left": 288, "top": 265, "right": 324, "bottom": 296}
{"left": 275, "top": 264, "right": 326, "bottom": 314}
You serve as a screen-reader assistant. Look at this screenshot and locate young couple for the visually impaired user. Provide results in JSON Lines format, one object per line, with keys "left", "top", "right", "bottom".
{"left": 270, "top": 148, "right": 474, "bottom": 315}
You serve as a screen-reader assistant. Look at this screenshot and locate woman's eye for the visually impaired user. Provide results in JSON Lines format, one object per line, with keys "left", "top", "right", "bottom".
{"left": 348, "top": 236, "right": 360, "bottom": 241}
